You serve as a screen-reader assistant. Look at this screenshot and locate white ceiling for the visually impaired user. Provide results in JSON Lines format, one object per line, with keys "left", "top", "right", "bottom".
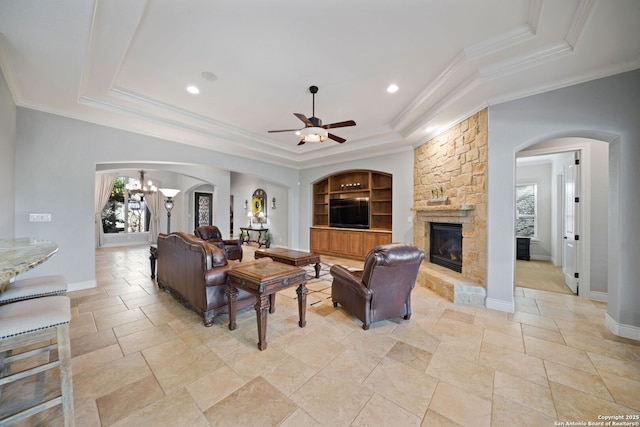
{"left": 1, "top": 0, "right": 639, "bottom": 169}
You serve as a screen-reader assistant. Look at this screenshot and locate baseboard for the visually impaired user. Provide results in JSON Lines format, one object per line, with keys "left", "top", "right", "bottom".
{"left": 588, "top": 291, "right": 607, "bottom": 302}
{"left": 485, "top": 297, "right": 515, "bottom": 313}
{"left": 68, "top": 280, "right": 96, "bottom": 292}
{"left": 605, "top": 314, "right": 640, "bottom": 341}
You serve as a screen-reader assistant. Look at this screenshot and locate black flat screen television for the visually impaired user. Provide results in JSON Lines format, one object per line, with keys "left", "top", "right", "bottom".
{"left": 330, "top": 197, "right": 370, "bottom": 229}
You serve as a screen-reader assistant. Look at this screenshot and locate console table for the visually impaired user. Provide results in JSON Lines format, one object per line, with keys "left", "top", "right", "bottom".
{"left": 240, "top": 227, "right": 269, "bottom": 248}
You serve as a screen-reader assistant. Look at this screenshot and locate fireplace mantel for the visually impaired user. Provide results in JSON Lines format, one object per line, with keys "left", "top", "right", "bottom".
{"left": 412, "top": 205, "right": 475, "bottom": 218}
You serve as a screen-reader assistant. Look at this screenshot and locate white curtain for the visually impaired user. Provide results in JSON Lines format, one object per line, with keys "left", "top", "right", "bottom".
{"left": 146, "top": 191, "right": 160, "bottom": 243}
{"left": 95, "top": 173, "right": 118, "bottom": 248}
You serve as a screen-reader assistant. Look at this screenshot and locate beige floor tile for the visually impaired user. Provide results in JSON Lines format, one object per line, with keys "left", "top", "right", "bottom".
{"left": 73, "top": 352, "right": 152, "bottom": 406}
{"left": 482, "top": 328, "right": 524, "bottom": 353}
{"left": 524, "top": 335, "right": 597, "bottom": 374}
{"left": 204, "top": 377, "right": 297, "bottom": 427}
{"left": 479, "top": 342, "right": 547, "bottom": 386}
{"left": 70, "top": 328, "right": 118, "bottom": 358}
{"left": 562, "top": 329, "right": 640, "bottom": 364}
{"left": 279, "top": 408, "right": 323, "bottom": 427}
{"left": 429, "top": 381, "right": 492, "bottom": 427}
{"left": 290, "top": 373, "right": 373, "bottom": 426}
{"left": 117, "top": 323, "right": 179, "bottom": 355}
{"left": 386, "top": 341, "right": 433, "bottom": 372}
{"left": 77, "top": 296, "right": 126, "bottom": 313}
{"left": 420, "top": 409, "right": 465, "bottom": 426}
{"left": 185, "top": 364, "right": 248, "bottom": 411}
{"left": 316, "top": 348, "right": 381, "bottom": 384}
{"left": 493, "top": 371, "right": 556, "bottom": 418}
{"left": 282, "top": 330, "right": 346, "bottom": 370}
{"left": 111, "top": 388, "right": 208, "bottom": 427}
{"left": 95, "top": 375, "right": 164, "bottom": 426}
{"left": 426, "top": 350, "right": 495, "bottom": 398}
{"left": 74, "top": 400, "right": 102, "bottom": 427}
{"left": 111, "top": 317, "right": 154, "bottom": 338}
{"left": 521, "top": 323, "right": 566, "bottom": 345}
{"left": 391, "top": 321, "right": 442, "bottom": 353}
{"left": 491, "top": 394, "right": 557, "bottom": 427}
{"left": 550, "top": 381, "right": 638, "bottom": 422}
{"left": 435, "top": 333, "right": 483, "bottom": 362}
{"left": 544, "top": 360, "right": 613, "bottom": 401}
{"left": 352, "top": 393, "right": 422, "bottom": 427}
{"left": 588, "top": 351, "right": 640, "bottom": 382}
{"left": 94, "top": 307, "right": 147, "bottom": 331}
{"left": 363, "top": 356, "right": 439, "bottom": 416}
{"left": 599, "top": 371, "right": 640, "bottom": 411}
{"left": 511, "top": 311, "right": 559, "bottom": 331}
{"left": 72, "top": 343, "right": 123, "bottom": 376}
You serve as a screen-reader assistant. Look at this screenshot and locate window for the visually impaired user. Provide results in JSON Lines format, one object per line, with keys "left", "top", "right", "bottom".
{"left": 101, "top": 177, "right": 151, "bottom": 234}
{"left": 516, "top": 184, "right": 537, "bottom": 238}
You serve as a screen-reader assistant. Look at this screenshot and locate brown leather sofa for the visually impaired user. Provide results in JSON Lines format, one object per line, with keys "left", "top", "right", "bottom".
{"left": 330, "top": 243, "right": 425, "bottom": 330}
{"left": 194, "top": 225, "right": 243, "bottom": 262}
{"left": 156, "top": 232, "right": 271, "bottom": 326}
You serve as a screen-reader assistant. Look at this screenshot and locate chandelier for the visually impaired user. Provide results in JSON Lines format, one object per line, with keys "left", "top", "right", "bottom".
{"left": 125, "top": 170, "right": 157, "bottom": 198}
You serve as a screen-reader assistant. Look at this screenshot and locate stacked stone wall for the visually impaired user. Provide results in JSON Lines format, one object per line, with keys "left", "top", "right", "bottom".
{"left": 413, "top": 109, "right": 488, "bottom": 287}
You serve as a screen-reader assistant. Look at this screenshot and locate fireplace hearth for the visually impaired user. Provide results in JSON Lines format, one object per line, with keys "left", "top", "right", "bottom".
{"left": 430, "top": 222, "right": 462, "bottom": 273}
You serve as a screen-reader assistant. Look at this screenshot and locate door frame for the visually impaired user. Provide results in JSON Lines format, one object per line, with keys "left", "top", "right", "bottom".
{"left": 516, "top": 141, "right": 593, "bottom": 299}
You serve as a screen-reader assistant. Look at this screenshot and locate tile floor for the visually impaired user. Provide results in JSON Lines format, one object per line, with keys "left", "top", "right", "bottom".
{"left": 2, "top": 244, "right": 639, "bottom": 426}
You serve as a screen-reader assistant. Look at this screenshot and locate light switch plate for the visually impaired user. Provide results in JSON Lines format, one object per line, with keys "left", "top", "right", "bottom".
{"left": 29, "top": 213, "right": 52, "bottom": 222}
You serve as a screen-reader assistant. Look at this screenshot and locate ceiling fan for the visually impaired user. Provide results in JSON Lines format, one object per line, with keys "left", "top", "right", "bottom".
{"left": 268, "top": 85, "right": 356, "bottom": 145}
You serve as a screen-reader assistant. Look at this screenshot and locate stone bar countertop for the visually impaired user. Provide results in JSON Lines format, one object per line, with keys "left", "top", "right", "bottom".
{"left": 0, "top": 238, "right": 58, "bottom": 291}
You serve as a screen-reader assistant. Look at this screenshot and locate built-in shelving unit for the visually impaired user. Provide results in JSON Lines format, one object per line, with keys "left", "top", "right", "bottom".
{"left": 311, "top": 170, "right": 392, "bottom": 259}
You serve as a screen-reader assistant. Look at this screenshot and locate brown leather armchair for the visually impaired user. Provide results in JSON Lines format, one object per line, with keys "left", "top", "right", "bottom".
{"left": 195, "top": 225, "right": 243, "bottom": 262}
{"left": 330, "top": 243, "right": 425, "bottom": 330}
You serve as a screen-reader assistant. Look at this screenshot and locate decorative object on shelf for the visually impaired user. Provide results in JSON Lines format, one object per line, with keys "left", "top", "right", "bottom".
{"left": 427, "top": 186, "right": 450, "bottom": 206}
{"left": 267, "top": 85, "right": 356, "bottom": 145}
{"left": 272, "top": 197, "right": 276, "bottom": 209}
{"left": 126, "top": 170, "right": 157, "bottom": 199}
{"left": 159, "top": 188, "right": 180, "bottom": 233}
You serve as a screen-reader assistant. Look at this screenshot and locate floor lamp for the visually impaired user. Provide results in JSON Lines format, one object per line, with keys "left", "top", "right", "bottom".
{"left": 159, "top": 188, "right": 180, "bottom": 233}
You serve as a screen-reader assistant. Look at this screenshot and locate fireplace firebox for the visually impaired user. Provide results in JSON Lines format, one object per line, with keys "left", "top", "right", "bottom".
{"left": 430, "top": 223, "right": 462, "bottom": 273}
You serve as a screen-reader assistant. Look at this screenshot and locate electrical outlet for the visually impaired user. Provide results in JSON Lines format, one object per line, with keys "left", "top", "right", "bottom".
{"left": 29, "top": 213, "right": 52, "bottom": 222}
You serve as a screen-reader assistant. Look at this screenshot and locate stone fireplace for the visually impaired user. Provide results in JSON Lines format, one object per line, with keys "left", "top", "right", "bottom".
{"left": 413, "top": 110, "right": 488, "bottom": 306}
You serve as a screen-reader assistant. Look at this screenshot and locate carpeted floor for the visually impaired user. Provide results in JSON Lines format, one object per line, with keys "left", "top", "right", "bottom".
{"left": 515, "top": 259, "right": 574, "bottom": 295}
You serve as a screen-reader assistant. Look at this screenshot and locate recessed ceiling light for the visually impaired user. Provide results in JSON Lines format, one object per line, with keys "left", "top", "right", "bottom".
{"left": 187, "top": 85, "right": 200, "bottom": 94}
{"left": 201, "top": 71, "right": 217, "bottom": 81}
{"left": 387, "top": 84, "right": 399, "bottom": 93}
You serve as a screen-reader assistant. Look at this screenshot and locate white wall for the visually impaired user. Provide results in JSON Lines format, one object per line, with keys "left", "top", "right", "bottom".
{"left": 0, "top": 67, "right": 15, "bottom": 238}
{"left": 230, "top": 172, "right": 289, "bottom": 247}
{"left": 488, "top": 69, "right": 639, "bottom": 338}
{"left": 13, "top": 108, "right": 299, "bottom": 289}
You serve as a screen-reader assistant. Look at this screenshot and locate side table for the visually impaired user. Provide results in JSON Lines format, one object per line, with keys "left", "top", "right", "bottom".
{"left": 226, "top": 262, "right": 307, "bottom": 350}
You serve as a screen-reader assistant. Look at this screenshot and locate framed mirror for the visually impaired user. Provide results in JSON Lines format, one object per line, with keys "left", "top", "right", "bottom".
{"left": 251, "top": 189, "right": 267, "bottom": 222}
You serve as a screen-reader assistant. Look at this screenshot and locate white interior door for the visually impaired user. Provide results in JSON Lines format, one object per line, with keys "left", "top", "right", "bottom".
{"left": 562, "top": 153, "right": 580, "bottom": 294}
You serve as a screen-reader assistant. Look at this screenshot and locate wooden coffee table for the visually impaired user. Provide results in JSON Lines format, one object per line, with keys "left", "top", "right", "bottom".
{"left": 226, "top": 261, "right": 308, "bottom": 350}
{"left": 254, "top": 248, "right": 322, "bottom": 278}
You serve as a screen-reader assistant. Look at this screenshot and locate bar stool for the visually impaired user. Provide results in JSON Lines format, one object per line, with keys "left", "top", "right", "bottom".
{"left": 0, "top": 275, "right": 67, "bottom": 305}
{"left": 0, "top": 296, "right": 74, "bottom": 426}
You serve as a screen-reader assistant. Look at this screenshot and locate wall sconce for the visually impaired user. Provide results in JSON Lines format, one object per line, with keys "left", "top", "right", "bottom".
{"left": 272, "top": 197, "right": 276, "bottom": 209}
{"left": 244, "top": 200, "right": 248, "bottom": 210}
{"left": 159, "top": 188, "right": 181, "bottom": 233}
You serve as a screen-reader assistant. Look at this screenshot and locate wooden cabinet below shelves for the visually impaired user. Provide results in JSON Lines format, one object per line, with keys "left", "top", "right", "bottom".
{"left": 310, "top": 227, "right": 392, "bottom": 260}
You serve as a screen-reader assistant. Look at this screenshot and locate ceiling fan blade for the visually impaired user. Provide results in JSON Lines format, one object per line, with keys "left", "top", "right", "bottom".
{"left": 322, "top": 120, "right": 356, "bottom": 129}
{"left": 268, "top": 129, "right": 300, "bottom": 133}
{"left": 294, "top": 113, "right": 312, "bottom": 126}
{"left": 297, "top": 140, "right": 306, "bottom": 146}
{"left": 327, "top": 133, "right": 346, "bottom": 143}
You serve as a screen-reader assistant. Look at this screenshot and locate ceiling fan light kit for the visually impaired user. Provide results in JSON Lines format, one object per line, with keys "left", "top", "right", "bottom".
{"left": 299, "top": 127, "right": 328, "bottom": 143}
{"left": 268, "top": 85, "right": 356, "bottom": 145}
